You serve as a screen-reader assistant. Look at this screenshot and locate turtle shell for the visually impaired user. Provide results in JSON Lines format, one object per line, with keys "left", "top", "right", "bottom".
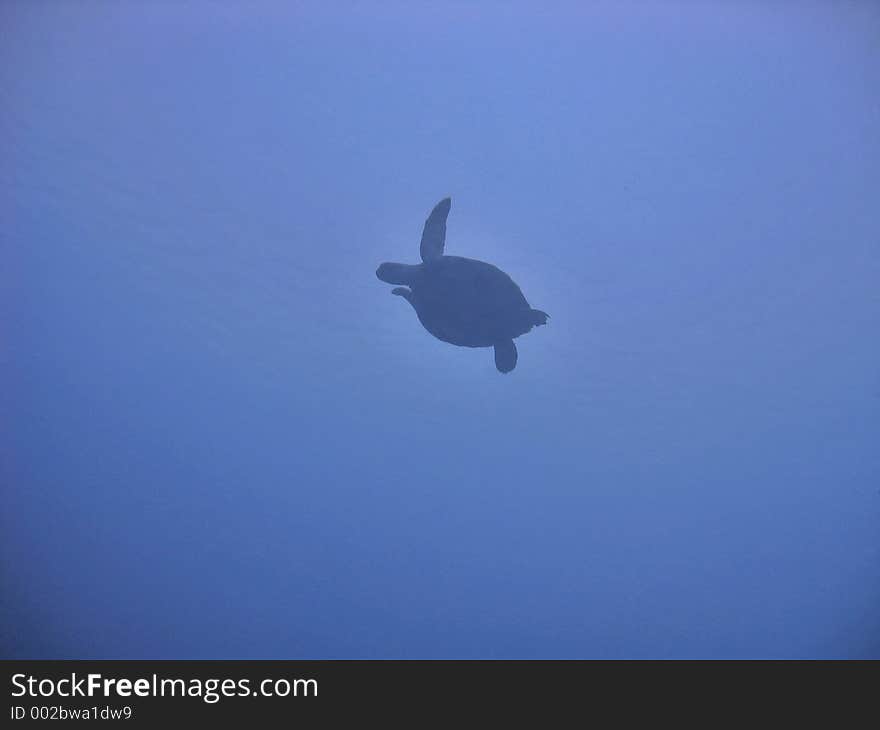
{"left": 410, "top": 255, "right": 536, "bottom": 347}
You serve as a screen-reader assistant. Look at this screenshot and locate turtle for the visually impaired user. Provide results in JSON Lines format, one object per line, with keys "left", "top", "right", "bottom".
{"left": 376, "top": 197, "right": 548, "bottom": 373}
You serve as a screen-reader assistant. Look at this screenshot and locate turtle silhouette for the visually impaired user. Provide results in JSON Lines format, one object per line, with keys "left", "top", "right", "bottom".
{"left": 376, "top": 197, "right": 548, "bottom": 373}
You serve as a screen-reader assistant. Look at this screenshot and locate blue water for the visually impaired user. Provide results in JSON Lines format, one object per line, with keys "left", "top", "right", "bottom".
{"left": 2, "top": 2, "right": 878, "bottom": 658}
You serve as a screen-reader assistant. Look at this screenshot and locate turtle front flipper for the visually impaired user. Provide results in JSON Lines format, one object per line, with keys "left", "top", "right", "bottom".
{"left": 493, "top": 340, "right": 517, "bottom": 373}
{"left": 420, "top": 197, "right": 451, "bottom": 262}
{"left": 391, "top": 287, "right": 416, "bottom": 310}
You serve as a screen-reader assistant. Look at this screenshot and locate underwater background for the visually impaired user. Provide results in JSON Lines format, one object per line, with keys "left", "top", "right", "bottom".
{"left": 2, "top": 2, "right": 878, "bottom": 658}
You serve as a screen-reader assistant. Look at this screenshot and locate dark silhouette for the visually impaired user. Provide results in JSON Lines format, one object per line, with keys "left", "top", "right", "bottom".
{"left": 377, "top": 198, "right": 548, "bottom": 373}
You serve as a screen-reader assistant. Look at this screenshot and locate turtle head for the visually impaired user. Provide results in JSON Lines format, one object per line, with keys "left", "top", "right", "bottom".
{"left": 376, "top": 262, "right": 419, "bottom": 286}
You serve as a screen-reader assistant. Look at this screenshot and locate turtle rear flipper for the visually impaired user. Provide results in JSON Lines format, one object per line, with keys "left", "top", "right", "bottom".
{"left": 494, "top": 340, "right": 517, "bottom": 373}
{"left": 530, "top": 309, "right": 549, "bottom": 326}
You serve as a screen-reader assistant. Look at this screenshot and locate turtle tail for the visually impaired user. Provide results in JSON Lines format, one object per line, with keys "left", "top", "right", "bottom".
{"left": 529, "top": 309, "right": 549, "bottom": 327}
